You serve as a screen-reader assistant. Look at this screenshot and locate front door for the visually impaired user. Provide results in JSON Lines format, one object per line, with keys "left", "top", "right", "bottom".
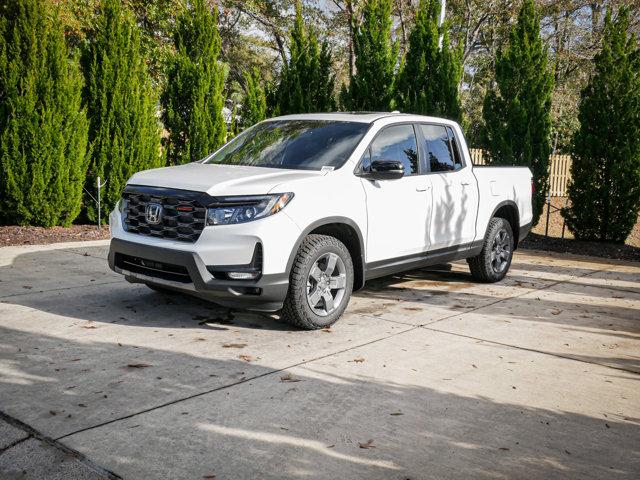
{"left": 360, "top": 124, "right": 432, "bottom": 263}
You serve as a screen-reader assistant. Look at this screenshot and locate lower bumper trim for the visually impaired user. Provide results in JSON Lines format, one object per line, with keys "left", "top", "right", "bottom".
{"left": 108, "top": 238, "right": 288, "bottom": 312}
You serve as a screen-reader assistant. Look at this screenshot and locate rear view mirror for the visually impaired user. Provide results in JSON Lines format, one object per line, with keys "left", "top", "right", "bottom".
{"left": 362, "top": 159, "right": 404, "bottom": 180}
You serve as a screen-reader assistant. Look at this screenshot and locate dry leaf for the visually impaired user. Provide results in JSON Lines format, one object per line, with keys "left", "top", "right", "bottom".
{"left": 223, "top": 343, "right": 247, "bottom": 348}
{"left": 351, "top": 357, "right": 365, "bottom": 363}
{"left": 358, "top": 439, "right": 375, "bottom": 449}
{"left": 238, "top": 354, "right": 255, "bottom": 362}
{"left": 280, "top": 373, "right": 302, "bottom": 383}
{"left": 203, "top": 475, "right": 216, "bottom": 479}
{"left": 82, "top": 325, "right": 98, "bottom": 329}
{"left": 127, "top": 363, "right": 151, "bottom": 369}
{"left": 551, "top": 309, "right": 562, "bottom": 315}
{"left": 390, "top": 412, "right": 404, "bottom": 416}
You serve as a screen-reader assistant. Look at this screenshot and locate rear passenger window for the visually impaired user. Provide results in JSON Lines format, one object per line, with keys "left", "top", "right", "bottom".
{"left": 420, "top": 124, "right": 462, "bottom": 172}
{"left": 370, "top": 125, "right": 419, "bottom": 176}
{"left": 446, "top": 126, "right": 464, "bottom": 170}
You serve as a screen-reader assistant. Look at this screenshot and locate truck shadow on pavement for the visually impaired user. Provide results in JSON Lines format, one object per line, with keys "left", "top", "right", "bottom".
{"left": 0, "top": 323, "right": 639, "bottom": 480}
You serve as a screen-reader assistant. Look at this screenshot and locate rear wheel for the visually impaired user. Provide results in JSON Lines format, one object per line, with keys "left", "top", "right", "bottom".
{"left": 281, "top": 234, "right": 354, "bottom": 330}
{"left": 467, "top": 217, "right": 514, "bottom": 282}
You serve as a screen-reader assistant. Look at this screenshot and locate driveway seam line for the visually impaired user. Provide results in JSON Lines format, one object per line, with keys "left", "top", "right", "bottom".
{"left": 0, "top": 410, "right": 121, "bottom": 479}
{"left": 54, "top": 323, "right": 420, "bottom": 442}
{"left": 0, "top": 435, "right": 31, "bottom": 456}
{"left": 422, "top": 325, "right": 640, "bottom": 376}
{"left": 420, "top": 265, "right": 613, "bottom": 328}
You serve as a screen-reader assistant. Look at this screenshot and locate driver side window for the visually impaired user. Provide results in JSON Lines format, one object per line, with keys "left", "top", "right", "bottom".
{"left": 370, "top": 125, "right": 419, "bottom": 176}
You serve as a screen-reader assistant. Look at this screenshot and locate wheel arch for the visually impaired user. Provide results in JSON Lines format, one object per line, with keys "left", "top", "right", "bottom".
{"left": 286, "top": 217, "right": 366, "bottom": 291}
{"left": 489, "top": 201, "right": 521, "bottom": 248}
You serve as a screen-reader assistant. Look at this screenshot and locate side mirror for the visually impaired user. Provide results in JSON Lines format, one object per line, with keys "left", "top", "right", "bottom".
{"left": 363, "top": 159, "right": 405, "bottom": 180}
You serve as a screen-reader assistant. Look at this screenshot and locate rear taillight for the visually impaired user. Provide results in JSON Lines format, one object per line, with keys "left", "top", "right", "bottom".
{"left": 531, "top": 179, "right": 535, "bottom": 195}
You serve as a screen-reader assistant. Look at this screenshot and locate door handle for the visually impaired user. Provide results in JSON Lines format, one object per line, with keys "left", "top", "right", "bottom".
{"left": 461, "top": 182, "right": 471, "bottom": 186}
{"left": 416, "top": 185, "right": 430, "bottom": 192}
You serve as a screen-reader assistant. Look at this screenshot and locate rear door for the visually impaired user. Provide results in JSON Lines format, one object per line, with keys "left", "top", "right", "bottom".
{"left": 417, "top": 123, "right": 479, "bottom": 250}
{"left": 359, "top": 124, "right": 432, "bottom": 263}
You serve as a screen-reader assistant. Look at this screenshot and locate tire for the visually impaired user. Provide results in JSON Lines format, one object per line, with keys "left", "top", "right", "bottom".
{"left": 467, "top": 217, "right": 514, "bottom": 283}
{"left": 281, "top": 234, "right": 354, "bottom": 330}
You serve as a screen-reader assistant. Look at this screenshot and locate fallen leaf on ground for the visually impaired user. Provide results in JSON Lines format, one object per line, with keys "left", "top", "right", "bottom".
{"left": 82, "top": 325, "right": 98, "bottom": 329}
{"left": 350, "top": 357, "right": 365, "bottom": 363}
{"left": 22, "top": 285, "right": 33, "bottom": 289}
{"left": 498, "top": 447, "right": 510, "bottom": 451}
{"left": 223, "top": 343, "right": 247, "bottom": 348}
{"left": 203, "top": 475, "right": 216, "bottom": 479}
{"left": 359, "top": 439, "right": 375, "bottom": 449}
{"left": 280, "top": 373, "right": 302, "bottom": 383}
{"left": 126, "top": 363, "right": 151, "bottom": 369}
{"left": 321, "top": 327, "right": 332, "bottom": 333}
{"left": 551, "top": 309, "right": 563, "bottom": 315}
{"left": 390, "top": 412, "right": 404, "bottom": 416}
{"left": 238, "top": 354, "right": 255, "bottom": 362}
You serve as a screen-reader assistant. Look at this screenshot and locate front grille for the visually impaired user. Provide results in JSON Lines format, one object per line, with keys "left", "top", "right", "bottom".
{"left": 114, "top": 253, "right": 191, "bottom": 283}
{"left": 122, "top": 185, "right": 210, "bottom": 243}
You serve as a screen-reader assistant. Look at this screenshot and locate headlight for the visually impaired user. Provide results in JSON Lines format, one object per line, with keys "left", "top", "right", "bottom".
{"left": 117, "top": 198, "right": 128, "bottom": 213}
{"left": 206, "top": 193, "right": 294, "bottom": 226}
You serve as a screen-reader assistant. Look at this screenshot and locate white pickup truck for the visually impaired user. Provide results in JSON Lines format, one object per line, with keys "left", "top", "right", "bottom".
{"left": 109, "top": 113, "right": 533, "bottom": 329}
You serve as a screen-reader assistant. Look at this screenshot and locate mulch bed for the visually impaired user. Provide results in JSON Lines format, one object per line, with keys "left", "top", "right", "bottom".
{"left": 0, "top": 225, "right": 110, "bottom": 247}
{"left": 520, "top": 233, "right": 640, "bottom": 263}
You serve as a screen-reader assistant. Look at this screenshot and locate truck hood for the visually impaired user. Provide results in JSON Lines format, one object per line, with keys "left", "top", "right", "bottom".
{"left": 126, "top": 163, "right": 324, "bottom": 196}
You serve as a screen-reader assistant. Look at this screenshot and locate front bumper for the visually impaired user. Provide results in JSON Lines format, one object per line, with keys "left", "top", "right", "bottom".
{"left": 108, "top": 238, "right": 289, "bottom": 311}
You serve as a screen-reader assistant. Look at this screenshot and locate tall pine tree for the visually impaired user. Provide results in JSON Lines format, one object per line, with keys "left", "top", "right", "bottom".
{"left": 83, "top": 0, "right": 162, "bottom": 223}
{"left": 162, "top": 0, "right": 226, "bottom": 165}
{"left": 341, "top": 0, "right": 398, "bottom": 111}
{"left": 274, "top": 1, "right": 335, "bottom": 114}
{"left": 243, "top": 68, "right": 267, "bottom": 128}
{"left": 395, "top": 0, "right": 462, "bottom": 120}
{"left": 0, "top": 0, "right": 88, "bottom": 227}
{"left": 563, "top": 8, "right": 640, "bottom": 243}
{"left": 482, "top": 0, "right": 553, "bottom": 224}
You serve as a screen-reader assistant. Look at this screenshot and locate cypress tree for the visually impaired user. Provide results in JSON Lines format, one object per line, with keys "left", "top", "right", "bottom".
{"left": 162, "top": 0, "right": 226, "bottom": 165}
{"left": 0, "top": 0, "right": 88, "bottom": 227}
{"left": 274, "top": 1, "right": 335, "bottom": 114}
{"left": 563, "top": 8, "right": 640, "bottom": 243}
{"left": 342, "top": 0, "right": 398, "bottom": 111}
{"left": 395, "top": 0, "right": 462, "bottom": 120}
{"left": 482, "top": 0, "right": 553, "bottom": 224}
{"left": 83, "top": 0, "right": 162, "bottom": 223}
{"left": 243, "top": 68, "right": 267, "bottom": 128}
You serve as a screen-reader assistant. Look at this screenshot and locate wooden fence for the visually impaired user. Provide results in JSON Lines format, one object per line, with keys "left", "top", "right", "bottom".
{"left": 469, "top": 149, "right": 572, "bottom": 197}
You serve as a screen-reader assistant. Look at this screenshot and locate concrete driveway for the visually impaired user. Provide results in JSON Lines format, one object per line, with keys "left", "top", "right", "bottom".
{"left": 0, "top": 240, "right": 638, "bottom": 480}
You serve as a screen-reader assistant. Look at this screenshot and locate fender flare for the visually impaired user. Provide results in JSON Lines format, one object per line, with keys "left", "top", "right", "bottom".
{"left": 486, "top": 200, "right": 521, "bottom": 247}
{"left": 285, "top": 216, "right": 366, "bottom": 289}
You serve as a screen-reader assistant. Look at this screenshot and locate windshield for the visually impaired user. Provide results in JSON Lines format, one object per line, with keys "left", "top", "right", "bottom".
{"left": 202, "top": 120, "right": 369, "bottom": 170}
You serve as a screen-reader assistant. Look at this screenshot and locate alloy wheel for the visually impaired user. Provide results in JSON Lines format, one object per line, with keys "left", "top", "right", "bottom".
{"left": 306, "top": 252, "right": 347, "bottom": 316}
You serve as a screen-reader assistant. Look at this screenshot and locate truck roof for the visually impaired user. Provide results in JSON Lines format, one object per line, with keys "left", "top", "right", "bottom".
{"left": 268, "top": 112, "right": 459, "bottom": 125}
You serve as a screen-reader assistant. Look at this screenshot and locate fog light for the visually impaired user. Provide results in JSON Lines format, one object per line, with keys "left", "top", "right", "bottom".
{"left": 227, "top": 271, "right": 260, "bottom": 280}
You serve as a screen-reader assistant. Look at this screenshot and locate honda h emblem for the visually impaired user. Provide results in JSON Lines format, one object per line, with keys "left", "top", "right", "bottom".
{"left": 145, "top": 203, "right": 163, "bottom": 225}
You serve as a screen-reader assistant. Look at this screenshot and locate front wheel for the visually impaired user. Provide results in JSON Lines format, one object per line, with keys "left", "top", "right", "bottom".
{"left": 281, "top": 234, "right": 354, "bottom": 330}
{"left": 467, "top": 217, "right": 514, "bottom": 282}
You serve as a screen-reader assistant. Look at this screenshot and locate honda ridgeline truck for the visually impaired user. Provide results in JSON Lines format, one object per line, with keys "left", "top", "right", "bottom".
{"left": 109, "top": 113, "right": 533, "bottom": 329}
